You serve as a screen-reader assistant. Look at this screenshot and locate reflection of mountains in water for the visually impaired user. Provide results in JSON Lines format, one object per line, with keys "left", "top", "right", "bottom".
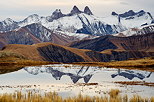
{"left": 24, "top": 64, "right": 101, "bottom": 83}
{"left": 24, "top": 64, "right": 152, "bottom": 83}
{"left": 111, "top": 69, "right": 152, "bottom": 80}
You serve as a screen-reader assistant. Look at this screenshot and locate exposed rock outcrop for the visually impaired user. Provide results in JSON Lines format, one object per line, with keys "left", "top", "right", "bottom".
{"left": 84, "top": 6, "right": 93, "bottom": 15}
{"left": 37, "top": 44, "right": 85, "bottom": 63}
{"left": 69, "top": 6, "right": 82, "bottom": 16}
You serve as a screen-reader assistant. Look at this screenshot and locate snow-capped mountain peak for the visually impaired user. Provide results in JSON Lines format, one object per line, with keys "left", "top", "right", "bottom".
{"left": 3, "top": 18, "right": 16, "bottom": 25}
{"left": 18, "top": 14, "right": 48, "bottom": 27}
{"left": 23, "top": 14, "right": 40, "bottom": 22}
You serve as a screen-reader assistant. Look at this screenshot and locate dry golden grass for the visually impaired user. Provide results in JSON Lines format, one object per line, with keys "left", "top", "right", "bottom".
{"left": 0, "top": 90, "right": 154, "bottom": 102}
{"left": 129, "top": 95, "right": 148, "bottom": 102}
{"left": 72, "top": 57, "right": 154, "bottom": 72}
{"left": 115, "top": 81, "right": 154, "bottom": 87}
{"left": 0, "top": 51, "right": 60, "bottom": 67}
{"left": 151, "top": 97, "right": 154, "bottom": 102}
{"left": 109, "top": 89, "right": 120, "bottom": 98}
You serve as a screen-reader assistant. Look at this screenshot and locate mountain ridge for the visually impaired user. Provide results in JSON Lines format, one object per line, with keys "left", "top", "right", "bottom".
{"left": 1, "top": 34, "right": 154, "bottom": 63}
{"left": 70, "top": 33, "right": 154, "bottom": 52}
{"left": 0, "top": 6, "right": 153, "bottom": 37}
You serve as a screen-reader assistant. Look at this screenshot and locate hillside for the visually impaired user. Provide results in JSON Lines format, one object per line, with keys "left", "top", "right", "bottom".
{"left": 70, "top": 33, "right": 154, "bottom": 52}
{"left": 1, "top": 41, "right": 154, "bottom": 63}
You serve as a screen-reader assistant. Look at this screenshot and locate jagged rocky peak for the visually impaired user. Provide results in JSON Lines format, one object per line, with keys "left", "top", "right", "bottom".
{"left": 84, "top": 6, "right": 93, "bottom": 15}
{"left": 70, "top": 5, "right": 82, "bottom": 15}
{"left": 117, "top": 10, "right": 147, "bottom": 18}
{"left": 119, "top": 10, "right": 136, "bottom": 17}
{"left": 51, "top": 9, "right": 64, "bottom": 19}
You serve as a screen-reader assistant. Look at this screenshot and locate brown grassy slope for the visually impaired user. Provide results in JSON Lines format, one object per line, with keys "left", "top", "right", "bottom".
{"left": 0, "top": 51, "right": 54, "bottom": 66}
{"left": 1, "top": 42, "right": 96, "bottom": 62}
{"left": 1, "top": 44, "right": 44, "bottom": 61}
{"left": 1, "top": 42, "right": 154, "bottom": 63}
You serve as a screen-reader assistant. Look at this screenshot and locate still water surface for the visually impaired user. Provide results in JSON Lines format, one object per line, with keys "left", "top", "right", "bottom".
{"left": 0, "top": 64, "right": 154, "bottom": 98}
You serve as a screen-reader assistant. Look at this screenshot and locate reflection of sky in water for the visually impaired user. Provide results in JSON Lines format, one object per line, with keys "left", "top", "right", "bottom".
{"left": 0, "top": 64, "right": 154, "bottom": 97}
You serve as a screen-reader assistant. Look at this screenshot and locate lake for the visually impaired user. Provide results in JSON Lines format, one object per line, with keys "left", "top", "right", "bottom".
{"left": 0, "top": 64, "right": 154, "bottom": 98}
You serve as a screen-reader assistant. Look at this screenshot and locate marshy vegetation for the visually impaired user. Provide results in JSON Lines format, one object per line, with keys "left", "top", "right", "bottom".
{"left": 115, "top": 81, "right": 154, "bottom": 87}
{"left": 0, "top": 89, "right": 154, "bottom": 102}
{"left": 73, "top": 57, "right": 154, "bottom": 72}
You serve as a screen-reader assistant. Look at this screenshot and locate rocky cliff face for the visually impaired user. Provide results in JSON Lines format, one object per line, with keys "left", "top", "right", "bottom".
{"left": 37, "top": 44, "right": 85, "bottom": 63}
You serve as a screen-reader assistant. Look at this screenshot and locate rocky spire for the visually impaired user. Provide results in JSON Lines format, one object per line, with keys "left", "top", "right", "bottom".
{"left": 51, "top": 9, "right": 64, "bottom": 19}
{"left": 84, "top": 6, "right": 93, "bottom": 15}
{"left": 70, "top": 5, "right": 82, "bottom": 15}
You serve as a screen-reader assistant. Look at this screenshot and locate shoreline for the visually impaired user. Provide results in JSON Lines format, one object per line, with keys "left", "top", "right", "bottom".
{"left": 0, "top": 57, "right": 154, "bottom": 72}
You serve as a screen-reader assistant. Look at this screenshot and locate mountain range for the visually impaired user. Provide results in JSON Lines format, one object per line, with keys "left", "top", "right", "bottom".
{"left": 0, "top": 6, "right": 154, "bottom": 62}
{"left": 0, "top": 6, "right": 153, "bottom": 35}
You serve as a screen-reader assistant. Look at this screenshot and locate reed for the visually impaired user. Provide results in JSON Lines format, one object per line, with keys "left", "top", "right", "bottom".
{"left": 0, "top": 90, "right": 154, "bottom": 102}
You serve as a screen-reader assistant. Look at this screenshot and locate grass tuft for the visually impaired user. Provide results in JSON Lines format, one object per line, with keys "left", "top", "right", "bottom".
{"left": 0, "top": 89, "right": 153, "bottom": 102}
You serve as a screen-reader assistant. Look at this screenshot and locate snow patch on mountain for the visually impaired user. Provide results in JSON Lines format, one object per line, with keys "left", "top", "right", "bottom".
{"left": 46, "top": 14, "right": 83, "bottom": 32}
{"left": 18, "top": 14, "right": 48, "bottom": 27}
{"left": 3, "top": 18, "right": 16, "bottom": 25}
{"left": 101, "top": 10, "right": 153, "bottom": 29}
{"left": 54, "top": 30, "right": 98, "bottom": 40}
{"left": 114, "top": 24, "right": 154, "bottom": 37}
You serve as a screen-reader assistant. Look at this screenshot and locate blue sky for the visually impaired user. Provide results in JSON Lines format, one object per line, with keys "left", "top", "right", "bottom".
{"left": 0, "top": 0, "right": 154, "bottom": 21}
